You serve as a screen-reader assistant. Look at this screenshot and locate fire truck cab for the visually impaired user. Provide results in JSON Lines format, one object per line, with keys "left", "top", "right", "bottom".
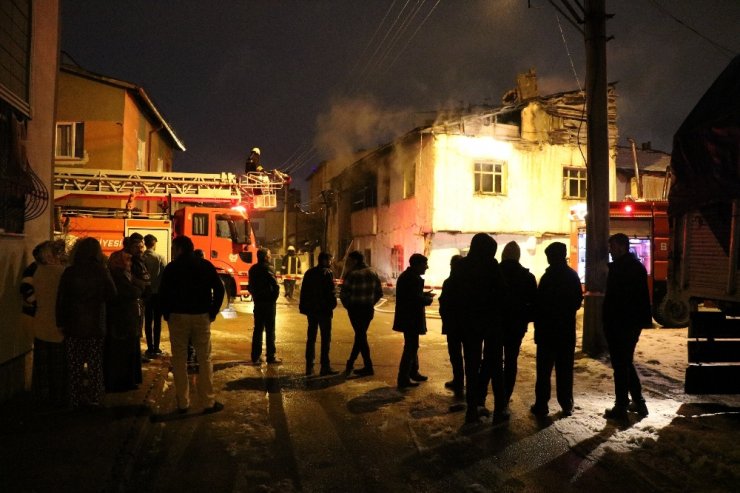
{"left": 172, "top": 205, "right": 257, "bottom": 298}
{"left": 570, "top": 200, "right": 682, "bottom": 327}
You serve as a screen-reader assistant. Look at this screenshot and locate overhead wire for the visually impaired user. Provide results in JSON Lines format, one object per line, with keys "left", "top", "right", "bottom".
{"left": 386, "top": 0, "right": 442, "bottom": 71}
{"left": 280, "top": 0, "right": 442, "bottom": 176}
{"left": 647, "top": 0, "right": 737, "bottom": 58}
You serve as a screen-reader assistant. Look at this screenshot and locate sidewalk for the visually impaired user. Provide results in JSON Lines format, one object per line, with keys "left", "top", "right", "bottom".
{"left": 0, "top": 355, "right": 169, "bottom": 493}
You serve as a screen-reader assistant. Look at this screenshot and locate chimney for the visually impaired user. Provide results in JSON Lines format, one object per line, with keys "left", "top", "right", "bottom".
{"left": 517, "top": 68, "right": 539, "bottom": 101}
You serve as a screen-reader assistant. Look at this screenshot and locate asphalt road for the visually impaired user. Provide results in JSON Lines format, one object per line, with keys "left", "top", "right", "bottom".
{"left": 122, "top": 295, "right": 740, "bottom": 493}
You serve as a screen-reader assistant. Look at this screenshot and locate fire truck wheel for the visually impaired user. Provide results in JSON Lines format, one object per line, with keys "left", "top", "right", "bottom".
{"left": 219, "top": 275, "right": 237, "bottom": 308}
{"left": 654, "top": 295, "right": 690, "bottom": 328}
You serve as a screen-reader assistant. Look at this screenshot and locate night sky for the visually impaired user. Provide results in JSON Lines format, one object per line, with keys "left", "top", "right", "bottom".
{"left": 60, "top": 0, "right": 739, "bottom": 194}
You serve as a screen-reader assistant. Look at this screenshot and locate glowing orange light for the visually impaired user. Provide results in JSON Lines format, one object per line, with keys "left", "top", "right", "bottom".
{"left": 624, "top": 205, "right": 633, "bottom": 213}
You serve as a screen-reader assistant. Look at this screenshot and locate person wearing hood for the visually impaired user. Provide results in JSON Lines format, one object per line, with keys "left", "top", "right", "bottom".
{"left": 452, "top": 233, "right": 507, "bottom": 424}
{"left": 530, "top": 242, "right": 583, "bottom": 418}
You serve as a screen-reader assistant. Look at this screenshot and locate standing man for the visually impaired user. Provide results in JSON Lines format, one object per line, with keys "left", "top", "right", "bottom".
{"left": 530, "top": 242, "right": 583, "bottom": 417}
{"left": 603, "top": 233, "right": 652, "bottom": 419}
{"left": 450, "top": 233, "right": 507, "bottom": 424}
{"left": 159, "top": 235, "right": 225, "bottom": 414}
{"left": 142, "top": 234, "right": 167, "bottom": 358}
{"left": 439, "top": 255, "right": 464, "bottom": 398}
{"left": 248, "top": 248, "right": 281, "bottom": 365}
{"left": 340, "top": 251, "right": 382, "bottom": 377}
{"left": 299, "top": 252, "right": 338, "bottom": 376}
{"left": 281, "top": 245, "right": 302, "bottom": 300}
{"left": 393, "top": 254, "right": 435, "bottom": 389}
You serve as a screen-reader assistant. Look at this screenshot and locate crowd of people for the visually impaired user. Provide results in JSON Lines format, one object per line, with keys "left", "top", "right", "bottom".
{"left": 22, "top": 230, "right": 651, "bottom": 426}
{"left": 21, "top": 233, "right": 224, "bottom": 415}
{"left": 288, "top": 232, "right": 651, "bottom": 426}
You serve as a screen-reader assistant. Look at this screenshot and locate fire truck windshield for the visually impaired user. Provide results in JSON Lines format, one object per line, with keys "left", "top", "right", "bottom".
{"left": 215, "top": 214, "right": 251, "bottom": 244}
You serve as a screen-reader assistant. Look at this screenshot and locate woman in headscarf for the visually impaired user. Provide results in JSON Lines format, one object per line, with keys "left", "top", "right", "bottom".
{"left": 57, "top": 238, "right": 116, "bottom": 408}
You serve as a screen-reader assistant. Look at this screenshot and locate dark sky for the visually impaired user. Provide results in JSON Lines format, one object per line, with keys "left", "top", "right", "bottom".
{"left": 61, "top": 0, "right": 739, "bottom": 192}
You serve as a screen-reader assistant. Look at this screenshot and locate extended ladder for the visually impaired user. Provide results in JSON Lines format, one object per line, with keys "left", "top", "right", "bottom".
{"left": 53, "top": 167, "right": 288, "bottom": 209}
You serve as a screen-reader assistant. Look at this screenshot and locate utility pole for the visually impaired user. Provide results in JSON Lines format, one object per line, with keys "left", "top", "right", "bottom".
{"left": 582, "top": 0, "right": 610, "bottom": 356}
{"left": 282, "top": 185, "right": 289, "bottom": 255}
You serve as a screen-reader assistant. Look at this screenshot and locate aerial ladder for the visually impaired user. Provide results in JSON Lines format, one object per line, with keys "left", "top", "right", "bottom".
{"left": 53, "top": 167, "right": 288, "bottom": 209}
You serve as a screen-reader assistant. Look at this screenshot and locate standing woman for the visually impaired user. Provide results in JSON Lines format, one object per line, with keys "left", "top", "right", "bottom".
{"left": 105, "top": 246, "right": 144, "bottom": 391}
{"left": 57, "top": 238, "right": 116, "bottom": 408}
{"left": 28, "top": 241, "right": 68, "bottom": 408}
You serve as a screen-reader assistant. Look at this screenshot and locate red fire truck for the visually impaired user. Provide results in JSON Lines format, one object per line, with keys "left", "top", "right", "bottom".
{"left": 54, "top": 167, "right": 287, "bottom": 298}
{"left": 570, "top": 200, "right": 684, "bottom": 327}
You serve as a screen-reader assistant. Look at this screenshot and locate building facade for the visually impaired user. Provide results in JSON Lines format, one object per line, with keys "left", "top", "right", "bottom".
{"left": 311, "top": 85, "right": 619, "bottom": 286}
{"left": 55, "top": 64, "right": 185, "bottom": 212}
{"left": 0, "top": 0, "right": 60, "bottom": 400}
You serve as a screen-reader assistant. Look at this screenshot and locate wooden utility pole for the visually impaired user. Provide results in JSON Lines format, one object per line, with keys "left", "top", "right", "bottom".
{"left": 582, "top": 0, "right": 610, "bottom": 356}
{"left": 282, "top": 185, "right": 289, "bottom": 254}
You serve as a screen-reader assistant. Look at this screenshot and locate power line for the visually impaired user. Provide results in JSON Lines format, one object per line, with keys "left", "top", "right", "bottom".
{"left": 648, "top": 0, "right": 737, "bottom": 58}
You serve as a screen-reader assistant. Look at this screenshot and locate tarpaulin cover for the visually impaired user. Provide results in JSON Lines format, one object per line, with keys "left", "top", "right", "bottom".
{"left": 668, "top": 55, "right": 740, "bottom": 217}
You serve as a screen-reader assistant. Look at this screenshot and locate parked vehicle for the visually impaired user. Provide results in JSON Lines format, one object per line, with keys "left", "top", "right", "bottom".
{"left": 665, "top": 55, "right": 740, "bottom": 393}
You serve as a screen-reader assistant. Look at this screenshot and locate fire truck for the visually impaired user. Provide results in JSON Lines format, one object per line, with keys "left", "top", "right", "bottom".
{"left": 53, "top": 167, "right": 287, "bottom": 299}
{"left": 569, "top": 199, "right": 683, "bottom": 327}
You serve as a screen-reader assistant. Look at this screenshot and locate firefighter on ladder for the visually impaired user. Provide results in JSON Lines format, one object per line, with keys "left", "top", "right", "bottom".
{"left": 281, "top": 246, "right": 302, "bottom": 300}
{"left": 245, "top": 147, "right": 264, "bottom": 173}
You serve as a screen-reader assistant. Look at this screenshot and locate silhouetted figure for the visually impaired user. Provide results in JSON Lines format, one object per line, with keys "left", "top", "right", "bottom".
{"left": 142, "top": 234, "right": 166, "bottom": 358}
{"left": 299, "top": 252, "right": 338, "bottom": 376}
{"left": 340, "top": 251, "right": 382, "bottom": 377}
{"left": 245, "top": 147, "right": 263, "bottom": 173}
{"left": 28, "top": 241, "right": 68, "bottom": 408}
{"left": 451, "top": 233, "right": 507, "bottom": 424}
{"left": 281, "top": 245, "right": 301, "bottom": 300}
{"left": 159, "top": 235, "right": 225, "bottom": 414}
{"left": 105, "top": 244, "right": 144, "bottom": 392}
{"left": 438, "top": 255, "right": 464, "bottom": 398}
{"left": 393, "top": 254, "right": 434, "bottom": 389}
{"left": 499, "top": 242, "right": 537, "bottom": 403}
{"left": 57, "top": 238, "right": 116, "bottom": 408}
{"left": 530, "top": 242, "right": 583, "bottom": 417}
{"left": 603, "top": 233, "right": 652, "bottom": 420}
{"left": 248, "top": 248, "right": 281, "bottom": 364}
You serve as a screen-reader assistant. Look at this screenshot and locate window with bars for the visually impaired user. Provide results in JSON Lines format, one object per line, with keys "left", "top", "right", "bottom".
{"left": 473, "top": 161, "right": 505, "bottom": 195}
{"left": 563, "top": 167, "right": 587, "bottom": 199}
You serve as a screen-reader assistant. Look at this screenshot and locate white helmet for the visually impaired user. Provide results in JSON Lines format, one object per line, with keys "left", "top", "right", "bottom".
{"left": 251, "top": 147, "right": 261, "bottom": 155}
{"left": 287, "top": 245, "right": 295, "bottom": 252}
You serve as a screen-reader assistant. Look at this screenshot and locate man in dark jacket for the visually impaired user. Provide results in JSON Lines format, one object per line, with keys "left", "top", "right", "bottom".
{"left": 438, "top": 255, "right": 464, "bottom": 398}
{"left": 248, "top": 248, "right": 281, "bottom": 365}
{"left": 531, "top": 242, "right": 583, "bottom": 417}
{"left": 159, "top": 235, "right": 225, "bottom": 414}
{"left": 452, "top": 233, "right": 507, "bottom": 424}
{"left": 393, "top": 254, "right": 435, "bottom": 389}
{"left": 603, "top": 233, "right": 653, "bottom": 420}
{"left": 498, "top": 241, "right": 537, "bottom": 404}
{"left": 340, "top": 251, "right": 383, "bottom": 376}
{"left": 299, "top": 252, "right": 338, "bottom": 376}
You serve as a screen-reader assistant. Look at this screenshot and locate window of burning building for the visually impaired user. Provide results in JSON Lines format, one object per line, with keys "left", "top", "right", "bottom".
{"left": 351, "top": 182, "right": 377, "bottom": 212}
{"left": 474, "top": 161, "right": 506, "bottom": 195}
{"left": 563, "top": 166, "right": 587, "bottom": 199}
